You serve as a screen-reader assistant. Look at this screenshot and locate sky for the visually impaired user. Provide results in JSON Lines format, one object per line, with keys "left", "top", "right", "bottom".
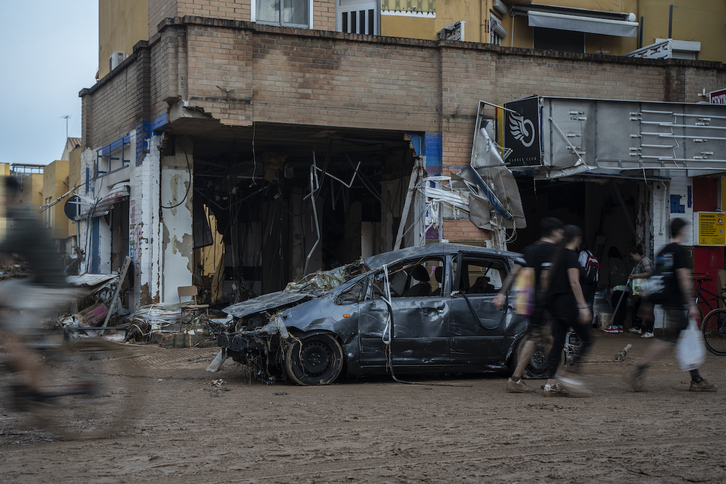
{"left": 0, "top": 1, "right": 99, "bottom": 165}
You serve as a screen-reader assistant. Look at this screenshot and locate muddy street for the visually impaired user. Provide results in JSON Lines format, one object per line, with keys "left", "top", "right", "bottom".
{"left": 1, "top": 331, "right": 725, "bottom": 483}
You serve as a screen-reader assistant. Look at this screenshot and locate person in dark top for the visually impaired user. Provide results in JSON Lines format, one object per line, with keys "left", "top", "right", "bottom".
{"left": 0, "top": 176, "right": 74, "bottom": 403}
{"left": 625, "top": 218, "right": 716, "bottom": 392}
{"left": 577, "top": 240, "right": 598, "bottom": 311}
{"left": 628, "top": 245, "right": 654, "bottom": 337}
{"left": 543, "top": 224, "right": 592, "bottom": 397}
{"left": 494, "top": 217, "right": 563, "bottom": 393}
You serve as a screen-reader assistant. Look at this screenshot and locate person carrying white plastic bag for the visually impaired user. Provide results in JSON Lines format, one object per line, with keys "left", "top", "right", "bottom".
{"left": 676, "top": 319, "right": 706, "bottom": 371}
{"left": 624, "top": 218, "right": 716, "bottom": 392}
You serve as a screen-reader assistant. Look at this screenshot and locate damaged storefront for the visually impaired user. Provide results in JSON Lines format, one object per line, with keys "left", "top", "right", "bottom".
{"left": 487, "top": 96, "right": 726, "bottom": 326}
{"left": 76, "top": 104, "right": 433, "bottom": 312}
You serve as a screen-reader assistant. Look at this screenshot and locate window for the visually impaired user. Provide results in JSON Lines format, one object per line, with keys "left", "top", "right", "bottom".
{"left": 376, "top": 258, "right": 445, "bottom": 298}
{"left": 458, "top": 258, "right": 507, "bottom": 295}
{"left": 337, "top": 280, "right": 366, "bottom": 304}
{"left": 533, "top": 27, "right": 584, "bottom": 53}
{"left": 45, "top": 197, "right": 52, "bottom": 228}
{"left": 338, "top": 0, "right": 377, "bottom": 35}
{"left": 255, "top": 0, "right": 310, "bottom": 28}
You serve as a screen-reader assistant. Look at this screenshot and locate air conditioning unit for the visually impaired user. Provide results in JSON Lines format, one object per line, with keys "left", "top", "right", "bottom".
{"left": 492, "top": 0, "right": 508, "bottom": 17}
{"left": 109, "top": 51, "right": 125, "bottom": 71}
{"left": 490, "top": 15, "right": 508, "bottom": 39}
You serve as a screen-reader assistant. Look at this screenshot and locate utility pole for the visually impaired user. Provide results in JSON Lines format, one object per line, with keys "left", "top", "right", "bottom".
{"left": 61, "top": 115, "right": 70, "bottom": 139}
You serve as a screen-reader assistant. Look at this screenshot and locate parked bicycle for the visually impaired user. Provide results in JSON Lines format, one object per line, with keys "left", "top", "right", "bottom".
{"left": 0, "top": 327, "right": 144, "bottom": 440}
{"left": 700, "top": 308, "right": 726, "bottom": 356}
{"left": 692, "top": 277, "right": 726, "bottom": 356}
{"left": 693, "top": 277, "right": 726, "bottom": 323}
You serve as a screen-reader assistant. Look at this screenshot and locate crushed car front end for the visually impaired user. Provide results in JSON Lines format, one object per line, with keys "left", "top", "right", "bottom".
{"left": 216, "top": 261, "right": 368, "bottom": 383}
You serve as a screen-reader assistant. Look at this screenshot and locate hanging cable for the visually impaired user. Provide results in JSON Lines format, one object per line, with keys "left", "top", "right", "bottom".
{"left": 161, "top": 142, "right": 191, "bottom": 209}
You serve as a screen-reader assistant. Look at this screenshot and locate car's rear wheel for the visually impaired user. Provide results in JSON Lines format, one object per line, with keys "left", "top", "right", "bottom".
{"left": 284, "top": 334, "right": 344, "bottom": 385}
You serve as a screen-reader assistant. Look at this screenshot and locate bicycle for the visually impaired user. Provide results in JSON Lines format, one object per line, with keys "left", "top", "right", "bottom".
{"left": 692, "top": 277, "right": 726, "bottom": 324}
{"left": 700, "top": 308, "right": 726, "bottom": 356}
{"left": 0, "top": 327, "right": 144, "bottom": 440}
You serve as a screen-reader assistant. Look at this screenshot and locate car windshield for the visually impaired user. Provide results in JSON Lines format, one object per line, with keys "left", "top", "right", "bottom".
{"left": 283, "top": 260, "right": 370, "bottom": 296}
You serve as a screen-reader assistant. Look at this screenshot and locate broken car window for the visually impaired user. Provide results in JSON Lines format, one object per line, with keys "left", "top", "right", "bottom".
{"left": 336, "top": 279, "right": 366, "bottom": 304}
{"left": 386, "top": 258, "right": 445, "bottom": 298}
{"left": 284, "top": 260, "right": 370, "bottom": 296}
{"left": 458, "top": 258, "right": 507, "bottom": 295}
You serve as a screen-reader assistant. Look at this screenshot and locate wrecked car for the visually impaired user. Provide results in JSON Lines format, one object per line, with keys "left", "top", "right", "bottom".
{"left": 217, "top": 243, "right": 543, "bottom": 385}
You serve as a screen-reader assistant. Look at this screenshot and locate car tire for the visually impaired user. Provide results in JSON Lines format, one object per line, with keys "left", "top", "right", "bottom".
{"left": 510, "top": 338, "right": 550, "bottom": 379}
{"left": 284, "top": 334, "right": 344, "bottom": 386}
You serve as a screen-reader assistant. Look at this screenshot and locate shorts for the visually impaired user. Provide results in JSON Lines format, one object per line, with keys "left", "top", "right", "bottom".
{"left": 524, "top": 312, "right": 551, "bottom": 345}
{"left": 660, "top": 307, "right": 689, "bottom": 344}
{"left": 0, "top": 279, "right": 78, "bottom": 334}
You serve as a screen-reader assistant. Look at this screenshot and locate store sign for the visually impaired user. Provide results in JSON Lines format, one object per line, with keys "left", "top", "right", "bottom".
{"left": 503, "top": 96, "right": 542, "bottom": 166}
{"left": 710, "top": 88, "right": 726, "bottom": 104}
{"left": 695, "top": 212, "right": 726, "bottom": 246}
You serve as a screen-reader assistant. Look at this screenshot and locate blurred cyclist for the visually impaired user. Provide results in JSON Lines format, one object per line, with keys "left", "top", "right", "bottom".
{"left": 0, "top": 176, "right": 73, "bottom": 404}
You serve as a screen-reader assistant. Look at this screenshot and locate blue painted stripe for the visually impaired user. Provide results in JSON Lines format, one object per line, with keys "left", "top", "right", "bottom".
{"left": 151, "top": 113, "right": 168, "bottom": 132}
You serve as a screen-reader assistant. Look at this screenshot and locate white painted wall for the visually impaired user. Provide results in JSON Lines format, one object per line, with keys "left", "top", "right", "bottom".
{"left": 159, "top": 139, "right": 194, "bottom": 303}
{"left": 133, "top": 134, "right": 162, "bottom": 306}
{"left": 650, "top": 171, "right": 694, "bottom": 328}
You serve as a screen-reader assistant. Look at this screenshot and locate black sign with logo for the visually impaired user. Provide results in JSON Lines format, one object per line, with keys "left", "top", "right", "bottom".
{"left": 503, "top": 96, "right": 542, "bottom": 167}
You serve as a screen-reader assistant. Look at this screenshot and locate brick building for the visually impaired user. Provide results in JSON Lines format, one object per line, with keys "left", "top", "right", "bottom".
{"left": 79, "top": 0, "right": 726, "bottom": 315}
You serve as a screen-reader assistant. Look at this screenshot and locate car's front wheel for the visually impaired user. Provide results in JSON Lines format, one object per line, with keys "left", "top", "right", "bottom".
{"left": 284, "top": 334, "right": 344, "bottom": 385}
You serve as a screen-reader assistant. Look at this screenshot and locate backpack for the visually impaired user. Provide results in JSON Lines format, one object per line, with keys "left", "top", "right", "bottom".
{"left": 642, "top": 251, "right": 676, "bottom": 304}
{"left": 583, "top": 251, "right": 599, "bottom": 285}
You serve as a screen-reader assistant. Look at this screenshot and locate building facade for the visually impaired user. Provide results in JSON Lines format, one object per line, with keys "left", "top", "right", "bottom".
{"left": 80, "top": 0, "right": 726, "bottom": 318}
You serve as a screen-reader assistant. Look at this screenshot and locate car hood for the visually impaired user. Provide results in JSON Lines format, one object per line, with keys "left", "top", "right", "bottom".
{"left": 223, "top": 291, "right": 314, "bottom": 319}
{"left": 223, "top": 260, "right": 368, "bottom": 320}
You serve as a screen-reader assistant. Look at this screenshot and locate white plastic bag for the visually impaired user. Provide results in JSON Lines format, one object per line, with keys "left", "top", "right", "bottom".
{"left": 675, "top": 319, "right": 706, "bottom": 371}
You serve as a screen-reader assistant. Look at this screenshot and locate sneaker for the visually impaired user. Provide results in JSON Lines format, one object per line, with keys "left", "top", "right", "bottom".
{"left": 624, "top": 367, "right": 647, "bottom": 392}
{"left": 543, "top": 382, "right": 569, "bottom": 397}
{"left": 556, "top": 375, "right": 593, "bottom": 397}
{"left": 641, "top": 332, "right": 654, "bottom": 338}
{"left": 617, "top": 326, "right": 624, "bottom": 333}
{"left": 689, "top": 380, "right": 717, "bottom": 392}
{"left": 506, "top": 377, "right": 535, "bottom": 393}
{"left": 603, "top": 325, "right": 619, "bottom": 333}
{"left": 629, "top": 327, "right": 642, "bottom": 334}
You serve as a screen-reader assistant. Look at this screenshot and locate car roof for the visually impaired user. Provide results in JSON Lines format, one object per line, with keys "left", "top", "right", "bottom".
{"left": 364, "top": 242, "right": 522, "bottom": 268}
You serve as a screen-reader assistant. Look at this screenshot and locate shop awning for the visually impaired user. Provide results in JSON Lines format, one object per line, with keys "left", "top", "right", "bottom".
{"left": 527, "top": 11, "right": 638, "bottom": 37}
{"left": 80, "top": 183, "right": 130, "bottom": 219}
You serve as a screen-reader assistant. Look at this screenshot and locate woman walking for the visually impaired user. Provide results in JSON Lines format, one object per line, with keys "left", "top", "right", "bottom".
{"left": 628, "top": 245, "right": 655, "bottom": 337}
{"left": 543, "top": 225, "right": 593, "bottom": 396}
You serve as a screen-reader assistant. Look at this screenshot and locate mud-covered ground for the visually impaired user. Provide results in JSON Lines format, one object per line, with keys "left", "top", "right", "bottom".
{"left": 1, "top": 330, "right": 725, "bottom": 483}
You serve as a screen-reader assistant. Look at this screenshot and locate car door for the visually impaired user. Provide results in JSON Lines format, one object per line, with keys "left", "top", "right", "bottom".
{"left": 358, "top": 256, "right": 451, "bottom": 370}
{"left": 449, "top": 252, "right": 510, "bottom": 367}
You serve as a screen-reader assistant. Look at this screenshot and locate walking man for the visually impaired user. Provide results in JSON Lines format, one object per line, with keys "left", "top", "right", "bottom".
{"left": 625, "top": 218, "right": 716, "bottom": 392}
{"left": 494, "top": 217, "right": 564, "bottom": 393}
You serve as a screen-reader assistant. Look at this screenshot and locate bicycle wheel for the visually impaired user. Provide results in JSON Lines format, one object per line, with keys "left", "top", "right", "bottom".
{"left": 39, "top": 338, "right": 145, "bottom": 439}
{"left": 701, "top": 308, "right": 726, "bottom": 356}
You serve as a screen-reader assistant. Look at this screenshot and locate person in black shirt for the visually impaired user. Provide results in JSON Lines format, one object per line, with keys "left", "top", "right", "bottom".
{"left": 543, "top": 225, "right": 593, "bottom": 397}
{"left": 494, "top": 217, "right": 563, "bottom": 393}
{"left": 625, "top": 218, "right": 716, "bottom": 392}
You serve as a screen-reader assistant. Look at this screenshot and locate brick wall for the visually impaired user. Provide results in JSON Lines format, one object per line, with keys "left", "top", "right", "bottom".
{"left": 177, "top": 1, "right": 251, "bottom": 22}
{"left": 83, "top": 18, "right": 726, "bottom": 183}
{"left": 443, "top": 219, "right": 491, "bottom": 244}
{"left": 148, "top": 0, "right": 335, "bottom": 37}
{"left": 313, "top": 0, "right": 335, "bottom": 31}
{"left": 81, "top": 58, "right": 141, "bottom": 150}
